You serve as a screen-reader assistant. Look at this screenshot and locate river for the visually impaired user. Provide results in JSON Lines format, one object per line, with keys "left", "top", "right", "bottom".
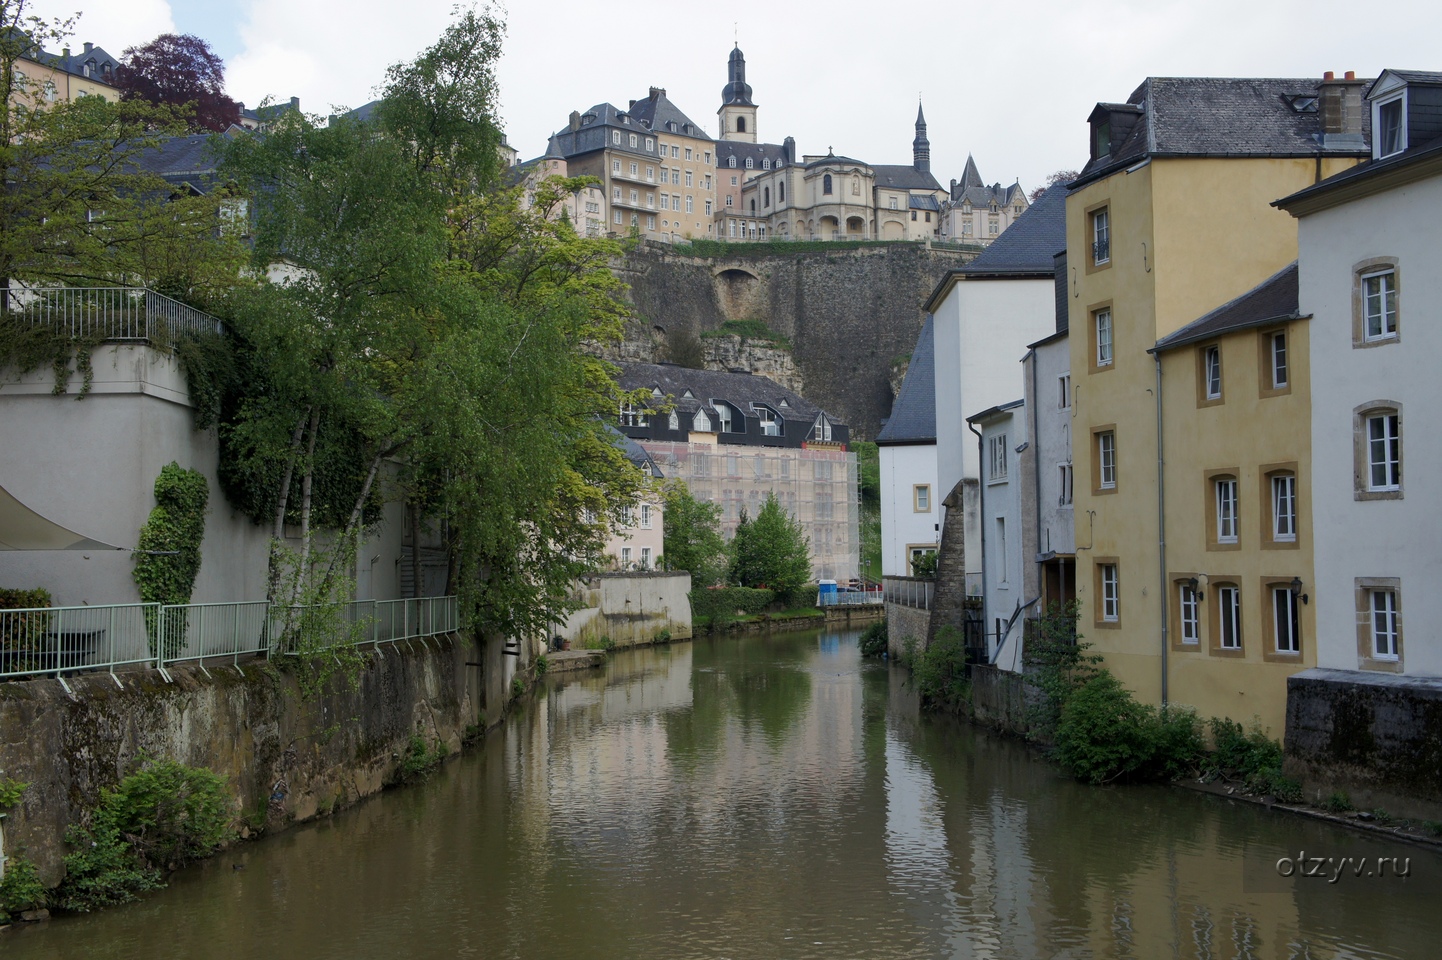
{"left": 5, "top": 626, "right": 1440, "bottom": 959}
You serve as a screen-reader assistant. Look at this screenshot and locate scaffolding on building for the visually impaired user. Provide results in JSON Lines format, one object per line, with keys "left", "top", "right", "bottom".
{"left": 640, "top": 441, "right": 860, "bottom": 581}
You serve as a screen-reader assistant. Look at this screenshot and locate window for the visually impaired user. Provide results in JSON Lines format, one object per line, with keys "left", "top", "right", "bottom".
{"left": 1215, "top": 584, "right": 1241, "bottom": 650}
{"left": 693, "top": 409, "right": 711, "bottom": 432}
{"left": 705, "top": 152, "right": 711, "bottom": 165}
{"left": 756, "top": 406, "right": 781, "bottom": 436}
{"left": 619, "top": 402, "right": 648, "bottom": 427}
{"left": 645, "top": 137, "right": 654, "bottom": 151}
{"left": 621, "top": 546, "right": 632, "bottom": 567}
{"left": 667, "top": 411, "right": 679, "bottom": 430}
{"left": 660, "top": 195, "right": 669, "bottom": 210}
{"left": 926, "top": 212, "right": 932, "bottom": 223}
{"left": 629, "top": 190, "right": 638, "bottom": 204}
{"left": 730, "top": 175, "right": 738, "bottom": 185}
{"left": 640, "top": 503, "right": 653, "bottom": 529}
{"left": 823, "top": 174, "right": 832, "bottom": 195}
{"left": 1266, "top": 330, "right": 1289, "bottom": 392}
{"left": 1367, "top": 412, "right": 1400, "bottom": 491}
{"left": 629, "top": 162, "right": 638, "bottom": 176}
{"left": 1178, "top": 582, "right": 1200, "bottom": 645}
{"left": 745, "top": 157, "right": 753, "bottom": 169}
{"left": 685, "top": 195, "right": 693, "bottom": 213}
{"left": 1362, "top": 270, "right": 1397, "bottom": 341}
{"left": 640, "top": 546, "right": 652, "bottom": 570}
{"left": 684, "top": 147, "right": 692, "bottom": 161}
{"left": 1272, "top": 586, "right": 1299, "bottom": 654}
{"left": 1095, "top": 429, "right": 1116, "bottom": 491}
{"left": 612, "top": 159, "right": 621, "bottom": 174}
{"left": 996, "top": 518, "right": 1008, "bottom": 581}
{"left": 911, "top": 211, "right": 917, "bottom": 221}
{"left": 725, "top": 195, "right": 733, "bottom": 207}
{"left": 1058, "top": 374, "right": 1071, "bottom": 408}
{"left": 629, "top": 134, "right": 638, "bottom": 148}
{"left": 1094, "top": 308, "right": 1113, "bottom": 368}
{"left": 989, "top": 216, "right": 998, "bottom": 234}
{"left": 704, "top": 174, "right": 712, "bottom": 190}
{"left": 762, "top": 159, "right": 770, "bottom": 170}
{"left": 672, "top": 168, "right": 680, "bottom": 184}
{"left": 889, "top": 197, "right": 898, "bottom": 210}
{"left": 1271, "top": 473, "right": 1296, "bottom": 542}
{"left": 1098, "top": 562, "right": 1119, "bottom": 623}
{"left": 913, "top": 484, "right": 931, "bottom": 512}
{"left": 671, "top": 146, "right": 679, "bottom": 158}
{"left": 763, "top": 187, "right": 770, "bottom": 207}
{"left": 728, "top": 156, "right": 737, "bottom": 168}
{"left": 712, "top": 402, "right": 740, "bottom": 433}
{"left": 705, "top": 200, "right": 712, "bottom": 216}
{"left": 1091, "top": 208, "right": 1110, "bottom": 265}
{"left": 612, "top": 130, "right": 621, "bottom": 145}
{"left": 1202, "top": 345, "right": 1222, "bottom": 401}
{"left": 908, "top": 547, "right": 936, "bottom": 576}
{"left": 736, "top": 116, "right": 746, "bottom": 133}
{"left": 1371, "top": 588, "right": 1399, "bottom": 660}
{"left": 646, "top": 215, "right": 655, "bottom": 230}
{"left": 1214, "top": 476, "right": 1239, "bottom": 544}
{"left": 1376, "top": 95, "right": 1405, "bottom": 158}
{"left": 1058, "top": 463, "right": 1073, "bottom": 505}
{"left": 988, "top": 434, "right": 1008, "bottom": 481}
{"left": 614, "top": 210, "right": 623, "bottom": 224}
{"left": 685, "top": 170, "right": 693, "bottom": 187}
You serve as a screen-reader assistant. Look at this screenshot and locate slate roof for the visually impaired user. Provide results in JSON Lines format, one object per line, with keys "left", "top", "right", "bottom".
{"left": 617, "top": 362, "right": 836, "bottom": 429}
{"left": 875, "top": 315, "right": 935, "bottom": 445}
{"left": 1368, "top": 69, "right": 1442, "bottom": 94}
{"left": 957, "top": 183, "right": 1066, "bottom": 275}
{"left": 626, "top": 89, "right": 712, "bottom": 142}
{"left": 552, "top": 102, "right": 660, "bottom": 161}
{"left": 608, "top": 426, "right": 664, "bottom": 477}
{"left": 1152, "top": 262, "right": 1299, "bottom": 353}
{"left": 715, "top": 139, "right": 793, "bottom": 171}
{"left": 874, "top": 163, "right": 942, "bottom": 191}
{"left": 130, "top": 134, "right": 227, "bottom": 192}
{"left": 1275, "top": 132, "right": 1442, "bottom": 211}
{"left": 804, "top": 152, "right": 868, "bottom": 169}
{"left": 30, "top": 40, "right": 121, "bottom": 85}
{"left": 1076, "top": 77, "right": 1373, "bottom": 186}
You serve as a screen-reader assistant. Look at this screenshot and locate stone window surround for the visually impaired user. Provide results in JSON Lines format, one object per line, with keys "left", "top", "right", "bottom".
{"left": 1091, "top": 425, "right": 1118, "bottom": 495}
{"left": 1088, "top": 301, "right": 1115, "bottom": 374}
{"left": 1196, "top": 342, "right": 1224, "bottom": 407}
{"left": 1204, "top": 468, "right": 1242, "bottom": 552}
{"left": 1261, "top": 576, "right": 1304, "bottom": 663}
{"left": 1208, "top": 578, "right": 1244, "bottom": 658}
{"left": 1169, "top": 572, "right": 1203, "bottom": 652}
{"left": 1258, "top": 461, "right": 1300, "bottom": 550}
{"left": 1355, "top": 576, "right": 1403, "bottom": 673}
{"left": 1093, "top": 557, "right": 1121, "bottom": 629}
{"left": 1352, "top": 401, "right": 1403, "bottom": 501}
{"left": 1257, "top": 325, "right": 1293, "bottom": 398}
{"left": 1085, "top": 200, "right": 1111, "bottom": 274}
{"left": 1352, "top": 256, "right": 1400, "bottom": 348}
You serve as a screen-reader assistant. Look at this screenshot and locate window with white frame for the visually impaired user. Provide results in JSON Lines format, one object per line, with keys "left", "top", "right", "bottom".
{"left": 996, "top": 518, "right": 1008, "bottom": 581}
{"left": 756, "top": 406, "right": 780, "bottom": 436}
{"left": 613, "top": 210, "right": 622, "bottom": 224}
{"left": 621, "top": 546, "right": 632, "bottom": 567}
{"left": 1371, "top": 588, "right": 1399, "bottom": 659}
{"left": 630, "top": 161, "right": 638, "bottom": 176}
{"left": 914, "top": 484, "right": 930, "bottom": 512}
{"left": 612, "top": 130, "right": 621, "bottom": 145}
{"left": 1100, "top": 564, "right": 1119, "bottom": 621}
{"left": 1095, "top": 308, "right": 1113, "bottom": 367}
{"left": 988, "top": 434, "right": 1008, "bottom": 481}
{"left": 1272, "top": 473, "right": 1297, "bottom": 542}
{"left": 1215, "top": 476, "right": 1239, "bottom": 543}
{"left": 1273, "top": 586, "right": 1299, "bottom": 653}
{"left": 1270, "top": 331, "right": 1288, "bottom": 388}
{"left": 640, "top": 546, "right": 652, "bottom": 570}
{"left": 1217, "top": 584, "right": 1241, "bottom": 649}
{"left": 1091, "top": 208, "right": 1110, "bottom": 264}
{"left": 1376, "top": 95, "right": 1405, "bottom": 158}
{"left": 1097, "top": 431, "right": 1116, "bottom": 489}
{"left": 1059, "top": 463, "right": 1073, "bottom": 505}
{"left": 705, "top": 200, "right": 712, "bottom": 216}
{"left": 659, "top": 195, "right": 669, "bottom": 210}
{"left": 685, "top": 196, "right": 693, "bottom": 213}
{"left": 1203, "top": 345, "right": 1222, "bottom": 400}
{"left": 1179, "top": 582, "right": 1200, "bottom": 644}
{"left": 1362, "top": 270, "right": 1397, "bottom": 341}
{"left": 1058, "top": 374, "right": 1071, "bottom": 408}
{"left": 640, "top": 503, "right": 652, "bottom": 529}
{"left": 629, "top": 134, "right": 638, "bottom": 148}
{"left": 645, "top": 137, "right": 654, "bottom": 151}
{"left": 619, "top": 402, "right": 648, "bottom": 427}
{"left": 1367, "top": 412, "right": 1401, "bottom": 491}
{"left": 667, "top": 411, "right": 679, "bottom": 430}
{"left": 613, "top": 186, "right": 621, "bottom": 201}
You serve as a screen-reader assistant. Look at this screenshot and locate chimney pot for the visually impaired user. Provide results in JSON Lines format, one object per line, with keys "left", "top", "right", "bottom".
{"left": 1323, "top": 71, "right": 1335, "bottom": 81}
{"left": 1345, "top": 70, "right": 1356, "bottom": 80}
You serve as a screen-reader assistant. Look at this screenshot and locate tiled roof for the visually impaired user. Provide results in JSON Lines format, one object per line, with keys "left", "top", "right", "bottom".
{"left": 958, "top": 183, "right": 1066, "bottom": 275}
{"left": 873, "top": 163, "right": 942, "bottom": 191}
{"left": 1077, "top": 77, "right": 1373, "bottom": 185}
{"left": 617, "top": 362, "right": 837, "bottom": 427}
{"left": 876, "top": 316, "right": 935, "bottom": 445}
{"left": 1152, "top": 262, "right": 1299, "bottom": 352}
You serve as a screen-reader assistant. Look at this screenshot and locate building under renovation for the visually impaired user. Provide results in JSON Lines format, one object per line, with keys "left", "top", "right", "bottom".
{"left": 615, "top": 362, "right": 859, "bottom": 582}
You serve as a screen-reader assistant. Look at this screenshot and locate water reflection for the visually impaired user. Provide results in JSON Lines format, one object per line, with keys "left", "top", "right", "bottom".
{"left": 5, "top": 628, "right": 1441, "bottom": 959}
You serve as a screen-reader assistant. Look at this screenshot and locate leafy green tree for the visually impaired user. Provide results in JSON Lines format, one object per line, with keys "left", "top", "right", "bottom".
{"left": 729, "top": 493, "right": 811, "bottom": 597}
{"left": 662, "top": 482, "right": 726, "bottom": 585}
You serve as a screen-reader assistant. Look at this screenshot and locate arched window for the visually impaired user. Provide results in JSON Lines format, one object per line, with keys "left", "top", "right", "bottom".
{"left": 763, "top": 187, "right": 770, "bottom": 207}
{"left": 694, "top": 409, "right": 712, "bottom": 432}
{"left": 852, "top": 176, "right": 860, "bottom": 196}
{"left": 737, "top": 116, "right": 746, "bottom": 133}
{"left": 750, "top": 199, "right": 756, "bottom": 213}
{"left": 779, "top": 180, "right": 785, "bottom": 202}
{"left": 823, "top": 174, "right": 833, "bottom": 195}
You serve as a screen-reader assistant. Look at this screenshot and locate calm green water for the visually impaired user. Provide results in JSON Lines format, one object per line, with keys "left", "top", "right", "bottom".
{"left": 6, "top": 628, "right": 1441, "bottom": 959}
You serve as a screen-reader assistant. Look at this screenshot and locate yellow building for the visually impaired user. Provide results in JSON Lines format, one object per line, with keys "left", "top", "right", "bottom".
{"left": 11, "top": 39, "right": 120, "bottom": 108}
{"left": 1067, "top": 75, "right": 1368, "bottom": 732}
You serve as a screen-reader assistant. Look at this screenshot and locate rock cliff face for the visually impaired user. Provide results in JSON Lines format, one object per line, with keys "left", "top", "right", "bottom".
{"left": 612, "top": 242, "right": 976, "bottom": 438}
{"left": 701, "top": 336, "right": 802, "bottom": 394}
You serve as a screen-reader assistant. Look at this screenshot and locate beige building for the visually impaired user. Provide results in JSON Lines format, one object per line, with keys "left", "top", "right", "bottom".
{"left": 551, "top": 88, "right": 717, "bottom": 242}
{"left": 939, "top": 155, "right": 1029, "bottom": 245}
{"left": 509, "top": 137, "right": 607, "bottom": 238}
{"left": 10, "top": 38, "right": 120, "bottom": 108}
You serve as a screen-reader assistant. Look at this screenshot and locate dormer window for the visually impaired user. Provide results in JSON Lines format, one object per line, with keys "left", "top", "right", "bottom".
{"left": 1376, "top": 94, "right": 1406, "bottom": 158}
{"left": 728, "top": 156, "right": 737, "bottom": 168}
{"left": 745, "top": 157, "right": 753, "bottom": 169}
{"left": 693, "top": 409, "right": 712, "bottom": 432}
{"left": 711, "top": 401, "right": 743, "bottom": 434}
{"left": 1093, "top": 119, "right": 1111, "bottom": 159}
{"left": 682, "top": 388, "right": 695, "bottom": 399}
{"left": 811, "top": 414, "right": 833, "bottom": 443}
{"left": 754, "top": 405, "right": 782, "bottom": 437}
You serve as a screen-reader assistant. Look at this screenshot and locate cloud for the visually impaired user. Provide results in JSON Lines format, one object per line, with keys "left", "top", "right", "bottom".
{"left": 25, "top": 0, "right": 176, "bottom": 54}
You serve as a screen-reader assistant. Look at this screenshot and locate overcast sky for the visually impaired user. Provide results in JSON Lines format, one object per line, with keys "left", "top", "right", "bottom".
{"left": 30, "top": 0, "right": 1442, "bottom": 192}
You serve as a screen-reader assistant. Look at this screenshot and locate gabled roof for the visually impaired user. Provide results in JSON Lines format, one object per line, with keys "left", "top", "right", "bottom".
{"left": 608, "top": 426, "right": 664, "bottom": 477}
{"left": 1076, "top": 77, "right": 1373, "bottom": 186}
{"left": 1366, "top": 69, "right": 1442, "bottom": 97}
{"left": 1152, "top": 262, "right": 1300, "bottom": 353}
{"left": 617, "top": 362, "right": 838, "bottom": 428}
{"left": 876, "top": 316, "right": 935, "bottom": 445}
{"left": 873, "top": 163, "right": 942, "bottom": 191}
{"left": 1275, "top": 132, "right": 1442, "bottom": 215}
{"left": 626, "top": 88, "right": 712, "bottom": 142}
{"left": 958, "top": 183, "right": 1066, "bottom": 274}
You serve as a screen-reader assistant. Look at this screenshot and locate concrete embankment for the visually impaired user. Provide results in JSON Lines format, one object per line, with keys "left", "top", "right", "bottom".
{"left": 0, "top": 633, "right": 499, "bottom": 886}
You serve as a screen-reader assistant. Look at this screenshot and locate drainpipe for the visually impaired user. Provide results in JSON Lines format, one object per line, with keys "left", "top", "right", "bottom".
{"left": 1154, "top": 353, "right": 1169, "bottom": 707}
{"left": 1028, "top": 350, "right": 1043, "bottom": 609}
{"left": 967, "top": 419, "right": 987, "bottom": 661}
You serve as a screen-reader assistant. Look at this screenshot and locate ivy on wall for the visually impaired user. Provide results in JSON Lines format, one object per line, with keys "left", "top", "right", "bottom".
{"left": 0, "top": 315, "right": 100, "bottom": 398}
{"left": 133, "top": 463, "right": 209, "bottom": 608}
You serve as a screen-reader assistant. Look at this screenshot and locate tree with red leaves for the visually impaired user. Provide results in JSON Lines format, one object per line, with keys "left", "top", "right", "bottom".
{"left": 116, "top": 33, "right": 240, "bottom": 132}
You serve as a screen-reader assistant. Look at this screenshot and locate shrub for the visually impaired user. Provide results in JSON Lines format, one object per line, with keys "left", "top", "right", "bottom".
{"left": 1207, "top": 718, "right": 1283, "bottom": 779}
{"left": 1054, "top": 673, "right": 1171, "bottom": 784}
{"left": 1023, "top": 602, "right": 1099, "bottom": 741}
{"left": 690, "top": 585, "right": 775, "bottom": 630}
{"left": 912, "top": 626, "right": 971, "bottom": 713}
{"left": 535, "top": 654, "right": 549, "bottom": 677}
{"left": 58, "top": 758, "right": 230, "bottom": 912}
{"left": 398, "top": 734, "right": 445, "bottom": 782}
{"left": 1322, "top": 790, "right": 1353, "bottom": 814}
{"left": 858, "top": 620, "right": 888, "bottom": 658}
{"left": 0, "top": 856, "right": 46, "bottom": 918}
{"left": 510, "top": 675, "right": 526, "bottom": 700}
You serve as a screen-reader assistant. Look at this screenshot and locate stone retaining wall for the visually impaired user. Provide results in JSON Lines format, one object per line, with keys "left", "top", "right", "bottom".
{"left": 885, "top": 602, "right": 930, "bottom": 658}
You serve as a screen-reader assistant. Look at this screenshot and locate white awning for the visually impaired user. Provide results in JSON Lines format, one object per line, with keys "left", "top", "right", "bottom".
{"left": 0, "top": 483, "right": 124, "bottom": 551}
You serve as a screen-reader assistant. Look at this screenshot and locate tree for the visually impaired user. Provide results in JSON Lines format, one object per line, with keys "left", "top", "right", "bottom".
{"left": 662, "top": 482, "right": 726, "bottom": 585}
{"left": 1030, "top": 170, "right": 1079, "bottom": 203}
{"left": 729, "top": 493, "right": 811, "bottom": 597}
{"left": 116, "top": 34, "right": 240, "bottom": 132}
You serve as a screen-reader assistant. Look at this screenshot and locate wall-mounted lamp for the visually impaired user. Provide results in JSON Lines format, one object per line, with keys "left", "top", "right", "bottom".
{"left": 1187, "top": 576, "right": 1204, "bottom": 601}
{"left": 1290, "top": 577, "right": 1309, "bottom": 605}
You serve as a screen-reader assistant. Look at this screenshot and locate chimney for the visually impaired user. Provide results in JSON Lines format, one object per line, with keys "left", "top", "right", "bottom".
{"left": 628, "top": 99, "right": 637, "bottom": 110}
{"left": 83, "top": 41, "right": 93, "bottom": 53}
{"left": 290, "top": 96, "right": 300, "bottom": 111}
{"left": 569, "top": 110, "right": 581, "bottom": 132}
{"left": 1318, "top": 70, "right": 1367, "bottom": 143}
{"left": 649, "top": 86, "right": 665, "bottom": 100}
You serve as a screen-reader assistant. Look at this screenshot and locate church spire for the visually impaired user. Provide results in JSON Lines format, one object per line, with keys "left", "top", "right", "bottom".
{"left": 721, "top": 45, "right": 754, "bottom": 106}
{"left": 913, "top": 100, "right": 930, "bottom": 174}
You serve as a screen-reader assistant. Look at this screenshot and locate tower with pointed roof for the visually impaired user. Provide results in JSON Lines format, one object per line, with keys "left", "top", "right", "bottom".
{"left": 718, "top": 45, "right": 758, "bottom": 143}
{"left": 913, "top": 103, "right": 930, "bottom": 174}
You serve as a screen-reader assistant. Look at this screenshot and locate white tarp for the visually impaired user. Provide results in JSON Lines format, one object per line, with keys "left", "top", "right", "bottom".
{"left": 0, "top": 483, "right": 123, "bottom": 551}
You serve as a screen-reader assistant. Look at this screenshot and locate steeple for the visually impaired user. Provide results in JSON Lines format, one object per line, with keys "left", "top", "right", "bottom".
{"left": 721, "top": 45, "right": 754, "bottom": 106}
{"left": 960, "top": 153, "right": 983, "bottom": 190}
{"left": 913, "top": 101, "right": 930, "bottom": 174}
{"left": 718, "top": 44, "right": 758, "bottom": 143}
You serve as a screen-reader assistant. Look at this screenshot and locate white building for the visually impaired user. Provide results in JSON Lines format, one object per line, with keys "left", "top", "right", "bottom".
{"left": 1278, "top": 68, "right": 1442, "bottom": 677}
{"left": 1021, "top": 320, "right": 1076, "bottom": 613}
{"left": 876, "top": 316, "right": 939, "bottom": 577}
{"left": 968, "top": 400, "right": 1027, "bottom": 669}
{"left": 929, "top": 185, "right": 1067, "bottom": 593}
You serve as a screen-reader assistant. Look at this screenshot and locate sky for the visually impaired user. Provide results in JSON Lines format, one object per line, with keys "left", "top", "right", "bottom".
{"left": 28, "top": 0, "right": 1442, "bottom": 193}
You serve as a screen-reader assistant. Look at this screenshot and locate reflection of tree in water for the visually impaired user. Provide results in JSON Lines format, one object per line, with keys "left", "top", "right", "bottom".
{"left": 726, "top": 660, "right": 812, "bottom": 745}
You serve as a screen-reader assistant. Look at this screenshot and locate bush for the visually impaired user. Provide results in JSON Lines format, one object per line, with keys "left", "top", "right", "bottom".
{"left": 535, "top": 654, "right": 549, "bottom": 677}
{"left": 398, "top": 734, "right": 446, "bottom": 783}
{"left": 1322, "top": 790, "right": 1353, "bottom": 814}
{"left": 912, "top": 626, "right": 971, "bottom": 713}
{"left": 1023, "top": 602, "right": 1098, "bottom": 740}
{"left": 58, "top": 758, "right": 230, "bottom": 912}
{"left": 0, "top": 856, "right": 46, "bottom": 918}
{"left": 858, "top": 621, "right": 888, "bottom": 658}
{"left": 1054, "top": 673, "right": 1170, "bottom": 784}
{"left": 1206, "top": 718, "right": 1283, "bottom": 779}
{"left": 690, "top": 585, "right": 775, "bottom": 629}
